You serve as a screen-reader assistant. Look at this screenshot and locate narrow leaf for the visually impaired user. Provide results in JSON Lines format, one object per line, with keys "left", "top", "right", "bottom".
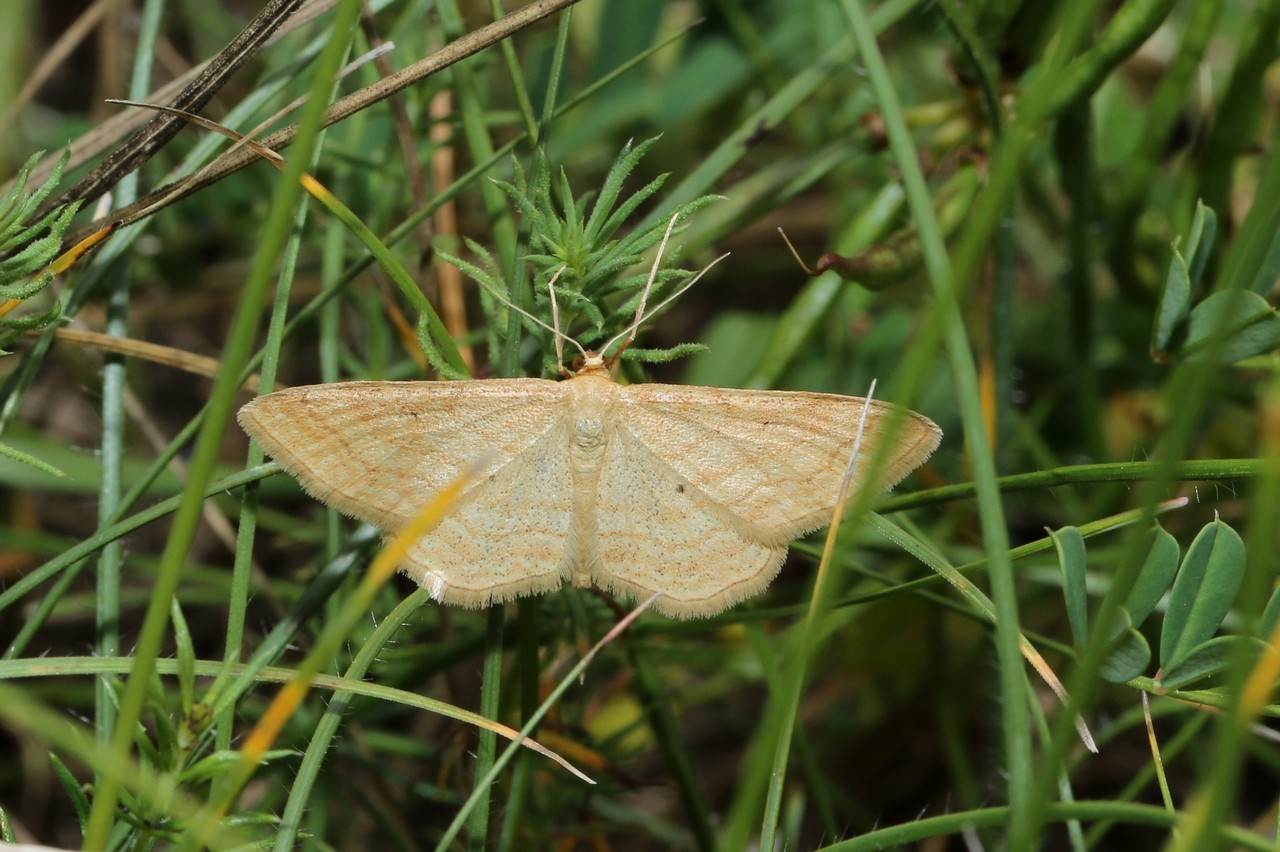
{"left": 1100, "top": 624, "right": 1151, "bottom": 684}
{"left": 0, "top": 440, "right": 67, "bottom": 477}
{"left": 1123, "top": 523, "right": 1180, "bottom": 628}
{"left": 1180, "top": 289, "right": 1280, "bottom": 364}
{"left": 1151, "top": 240, "right": 1191, "bottom": 357}
{"left": 1159, "top": 635, "right": 1264, "bottom": 690}
{"left": 1160, "top": 517, "right": 1246, "bottom": 669}
{"left": 0, "top": 149, "right": 71, "bottom": 235}
{"left": 1248, "top": 218, "right": 1280, "bottom": 294}
{"left": 170, "top": 598, "right": 197, "bottom": 717}
{"left": 49, "top": 751, "right": 92, "bottom": 832}
{"left": 1051, "top": 526, "right": 1089, "bottom": 649}
{"left": 1184, "top": 201, "right": 1217, "bottom": 293}
{"left": 178, "top": 749, "right": 296, "bottom": 784}
{"left": 1259, "top": 582, "right": 1280, "bottom": 640}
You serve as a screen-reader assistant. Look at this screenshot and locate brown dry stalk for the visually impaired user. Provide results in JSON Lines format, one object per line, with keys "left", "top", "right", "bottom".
{"left": 430, "top": 90, "right": 474, "bottom": 371}
{"left": 31, "top": 327, "right": 264, "bottom": 393}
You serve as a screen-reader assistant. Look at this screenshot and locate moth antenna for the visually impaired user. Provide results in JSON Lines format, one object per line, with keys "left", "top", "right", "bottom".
{"left": 596, "top": 211, "right": 681, "bottom": 366}
{"left": 633, "top": 212, "right": 682, "bottom": 339}
{"left": 467, "top": 263, "right": 587, "bottom": 367}
{"left": 536, "top": 265, "right": 588, "bottom": 366}
{"left": 601, "top": 252, "right": 729, "bottom": 365}
{"left": 546, "top": 267, "right": 569, "bottom": 375}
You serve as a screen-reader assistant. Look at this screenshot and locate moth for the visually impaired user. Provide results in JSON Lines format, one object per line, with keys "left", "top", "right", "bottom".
{"left": 240, "top": 224, "right": 941, "bottom": 618}
{"left": 239, "top": 354, "right": 940, "bottom": 618}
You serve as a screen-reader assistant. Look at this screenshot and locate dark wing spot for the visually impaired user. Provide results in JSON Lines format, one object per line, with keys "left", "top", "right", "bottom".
{"left": 675, "top": 483, "right": 685, "bottom": 494}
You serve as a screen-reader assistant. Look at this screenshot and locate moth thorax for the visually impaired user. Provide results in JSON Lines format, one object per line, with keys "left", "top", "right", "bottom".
{"left": 573, "top": 417, "right": 605, "bottom": 450}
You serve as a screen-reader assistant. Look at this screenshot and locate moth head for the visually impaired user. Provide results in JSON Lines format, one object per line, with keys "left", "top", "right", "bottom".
{"left": 572, "top": 351, "right": 609, "bottom": 376}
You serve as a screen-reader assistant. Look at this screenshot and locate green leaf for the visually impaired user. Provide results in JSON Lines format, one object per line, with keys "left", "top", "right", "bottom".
{"left": 1159, "top": 517, "right": 1246, "bottom": 669}
{"left": 1100, "top": 623, "right": 1151, "bottom": 684}
{"left": 0, "top": 149, "right": 72, "bottom": 237}
{"left": 1179, "top": 289, "right": 1280, "bottom": 364}
{"left": 0, "top": 301, "right": 61, "bottom": 334}
{"left": 0, "top": 440, "right": 67, "bottom": 477}
{"left": 1259, "top": 582, "right": 1280, "bottom": 641}
{"left": 178, "top": 749, "right": 296, "bottom": 784}
{"left": 1159, "top": 635, "right": 1265, "bottom": 690}
{"left": 1248, "top": 214, "right": 1280, "bottom": 295}
{"left": 0, "top": 268, "right": 56, "bottom": 301}
{"left": 170, "top": 598, "right": 196, "bottom": 717}
{"left": 49, "top": 751, "right": 91, "bottom": 833}
{"left": 587, "top": 138, "right": 659, "bottom": 237}
{"left": 1123, "top": 523, "right": 1180, "bottom": 628}
{"left": 1051, "top": 526, "right": 1088, "bottom": 649}
{"left": 1151, "top": 240, "right": 1190, "bottom": 357}
{"left": 0, "top": 226, "right": 71, "bottom": 281}
{"left": 618, "top": 342, "right": 710, "bottom": 363}
{"left": 0, "top": 156, "right": 79, "bottom": 335}
{"left": 413, "top": 313, "right": 470, "bottom": 382}
{"left": 1184, "top": 201, "right": 1217, "bottom": 293}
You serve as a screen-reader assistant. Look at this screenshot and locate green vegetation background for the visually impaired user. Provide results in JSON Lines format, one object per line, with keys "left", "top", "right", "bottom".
{"left": 1, "top": 0, "right": 1278, "bottom": 849}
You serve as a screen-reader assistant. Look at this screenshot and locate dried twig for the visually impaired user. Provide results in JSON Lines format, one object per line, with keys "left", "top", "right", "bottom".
{"left": 51, "top": 0, "right": 308, "bottom": 213}
{"left": 63, "top": 0, "right": 582, "bottom": 245}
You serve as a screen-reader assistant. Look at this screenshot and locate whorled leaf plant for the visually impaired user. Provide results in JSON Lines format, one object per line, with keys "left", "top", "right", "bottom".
{"left": 439, "top": 137, "right": 721, "bottom": 377}
{"left": 1, "top": 148, "right": 81, "bottom": 476}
